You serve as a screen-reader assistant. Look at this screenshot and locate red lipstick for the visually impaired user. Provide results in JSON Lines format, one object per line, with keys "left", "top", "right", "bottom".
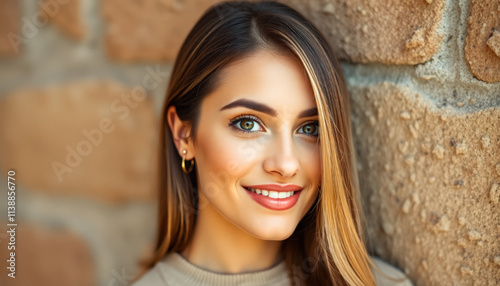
{"left": 242, "top": 184, "right": 303, "bottom": 211}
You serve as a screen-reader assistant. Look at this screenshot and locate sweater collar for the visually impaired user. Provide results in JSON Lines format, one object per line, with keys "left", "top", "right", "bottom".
{"left": 157, "top": 251, "right": 291, "bottom": 286}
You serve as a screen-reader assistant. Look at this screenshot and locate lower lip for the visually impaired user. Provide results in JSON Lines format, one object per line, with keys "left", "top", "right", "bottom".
{"left": 243, "top": 187, "right": 302, "bottom": 211}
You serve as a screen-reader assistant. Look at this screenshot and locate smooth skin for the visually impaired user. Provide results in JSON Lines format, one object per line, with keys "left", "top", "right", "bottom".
{"left": 167, "top": 50, "right": 321, "bottom": 274}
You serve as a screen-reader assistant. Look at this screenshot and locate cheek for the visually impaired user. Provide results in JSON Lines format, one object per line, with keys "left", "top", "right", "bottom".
{"left": 313, "top": 148, "right": 321, "bottom": 182}
{"left": 196, "top": 126, "right": 252, "bottom": 180}
{"left": 298, "top": 142, "right": 322, "bottom": 187}
{"left": 300, "top": 145, "right": 321, "bottom": 216}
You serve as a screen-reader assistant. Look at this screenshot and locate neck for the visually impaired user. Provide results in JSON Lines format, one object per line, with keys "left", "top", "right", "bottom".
{"left": 180, "top": 191, "right": 283, "bottom": 274}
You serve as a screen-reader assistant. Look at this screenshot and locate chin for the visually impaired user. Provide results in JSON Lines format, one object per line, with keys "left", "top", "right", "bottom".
{"left": 245, "top": 224, "right": 296, "bottom": 241}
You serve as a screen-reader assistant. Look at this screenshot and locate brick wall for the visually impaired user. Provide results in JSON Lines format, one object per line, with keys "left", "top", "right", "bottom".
{"left": 0, "top": 0, "right": 498, "bottom": 285}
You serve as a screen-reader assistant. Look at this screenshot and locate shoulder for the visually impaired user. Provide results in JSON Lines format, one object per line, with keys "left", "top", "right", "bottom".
{"left": 130, "top": 263, "right": 169, "bottom": 286}
{"left": 369, "top": 256, "right": 413, "bottom": 286}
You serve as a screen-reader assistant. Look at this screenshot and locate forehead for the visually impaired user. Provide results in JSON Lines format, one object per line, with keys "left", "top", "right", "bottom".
{"left": 205, "top": 50, "right": 316, "bottom": 113}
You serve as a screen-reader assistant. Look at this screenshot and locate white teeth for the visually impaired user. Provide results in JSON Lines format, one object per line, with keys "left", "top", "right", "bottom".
{"left": 269, "top": 191, "right": 279, "bottom": 198}
{"left": 247, "top": 188, "right": 295, "bottom": 199}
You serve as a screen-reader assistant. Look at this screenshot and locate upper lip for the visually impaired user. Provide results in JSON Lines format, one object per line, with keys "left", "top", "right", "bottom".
{"left": 243, "top": 184, "right": 303, "bottom": 192}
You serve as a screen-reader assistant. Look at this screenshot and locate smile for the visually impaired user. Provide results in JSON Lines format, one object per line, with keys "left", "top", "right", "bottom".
{"left": 242, "top": 185, "right": 303, "bottom": 211}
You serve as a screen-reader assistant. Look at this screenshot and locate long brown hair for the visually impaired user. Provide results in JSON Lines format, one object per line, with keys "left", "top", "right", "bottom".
{"left": 147, "top": 1, "right": 375, "bottom": 285}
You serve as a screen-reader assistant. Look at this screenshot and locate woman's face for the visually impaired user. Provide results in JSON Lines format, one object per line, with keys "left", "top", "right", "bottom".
{"left": 192, "top": 50, "right": 321, "bottom": 240}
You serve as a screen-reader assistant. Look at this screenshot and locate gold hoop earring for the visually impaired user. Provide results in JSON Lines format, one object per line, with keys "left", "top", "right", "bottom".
{"left": 181, "top": 149, "right": 194, "bottom": 174}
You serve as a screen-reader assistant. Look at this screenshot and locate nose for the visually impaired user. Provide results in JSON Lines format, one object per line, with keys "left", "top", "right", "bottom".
{"left": 263, "top": 132, "right": 300, "bottom": 178}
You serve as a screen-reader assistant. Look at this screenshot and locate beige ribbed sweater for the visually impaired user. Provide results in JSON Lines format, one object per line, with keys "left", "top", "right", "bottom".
{"left": 131, "top": 251, "right": 412, "bottom": 286}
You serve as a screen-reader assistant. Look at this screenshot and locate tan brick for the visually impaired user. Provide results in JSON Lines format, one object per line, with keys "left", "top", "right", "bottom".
{"left": 102, "top": 0, "right": 224, "bottom": 61}
{"left": 0, "top": 223, "right": 95, "bottom": 286}
{"left": 0, "top": 81, "right": 158, "bottom": 203}
{"left": 280, "top": 0, "right": 445, "bottom": 64}
{"left": 0, "top": 0, "right": 20, "bottom": 55}
{"left": 465, "top": 0, "right": 500, "bottom": 83}
{"left": 40, "top": 0, "right": 86, "bottom": 40}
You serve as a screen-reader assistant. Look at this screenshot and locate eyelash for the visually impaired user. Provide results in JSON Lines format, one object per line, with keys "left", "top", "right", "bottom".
{"left": 228, "top": 115, "right": 264, "bottom": 134}
{"left": 228, "top": 115, "right": 319, "bottom": 137}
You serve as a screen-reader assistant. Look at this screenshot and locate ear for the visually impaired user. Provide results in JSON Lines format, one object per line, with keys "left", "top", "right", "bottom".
{"left": 166, "top": 105, "right": 195, "bottom": 159}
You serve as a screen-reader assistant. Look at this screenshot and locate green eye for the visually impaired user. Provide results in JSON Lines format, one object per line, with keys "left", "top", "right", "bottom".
{"left": 228, "top": 115, "right": 263, "bottom": 133}
{"left": 299, "top": 122, "right": 319, "bottom": 136}
{"left": 240, "top": 119, "right": 255, "bottom": 130}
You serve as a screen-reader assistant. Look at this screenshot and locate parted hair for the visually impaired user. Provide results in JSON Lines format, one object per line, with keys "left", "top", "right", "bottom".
{"left": 145, "top": 1, "right": 376, "bottom": 285}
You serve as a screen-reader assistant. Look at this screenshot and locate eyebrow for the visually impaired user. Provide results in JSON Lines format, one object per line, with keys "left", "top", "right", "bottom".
{"left": 219, "top": 98, "right": 318, "bottom": 118}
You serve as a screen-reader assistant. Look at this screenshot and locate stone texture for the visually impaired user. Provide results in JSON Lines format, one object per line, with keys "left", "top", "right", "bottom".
{"left": 349, "top": 82, "right": 500, "bottom": 285}
{"left": 102, "top": 0, "right": 223, "bottom": 61}
{"left": 464, "top": 0, "right": 500, "bottom": 83}
{"left": 0, "top": 81, "right": 158, "bottom": 203}
{"left": 487, "top": 31, "right": 500, "bottom": 58}
{"left": 0, "top": 223, "right": 95, "bottom": 286}
{"left": 280, "top": 0, "right": 445, "bottom": 64}
{"left": 40, "top": 0, "right": 86, "bottom": 40}
{"left": 0, "top": 0, "right": 20, "bottom": 55}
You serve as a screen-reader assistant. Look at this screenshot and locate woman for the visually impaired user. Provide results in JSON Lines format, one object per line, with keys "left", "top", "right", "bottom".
{"left": 133, "top": 1, "right": 410, "bottom": 285}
